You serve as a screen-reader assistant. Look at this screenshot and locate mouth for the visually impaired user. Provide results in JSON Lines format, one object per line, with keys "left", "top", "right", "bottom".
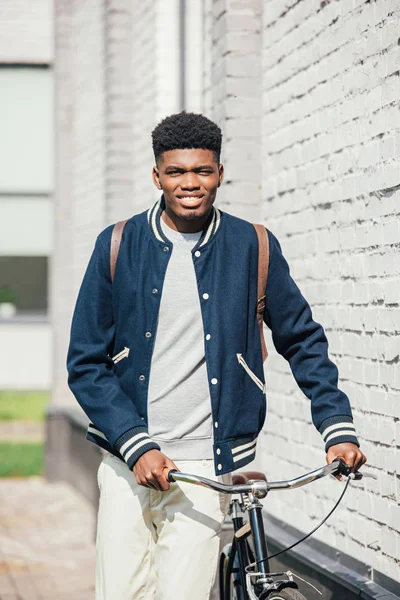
{"left": 176, "top": 194, "right": 205, "bottom": 208}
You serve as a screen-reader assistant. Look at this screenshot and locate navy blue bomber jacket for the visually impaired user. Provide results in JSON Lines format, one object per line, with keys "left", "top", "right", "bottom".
{"left": 66, "top": 196, "right": 359, "bottom": 476}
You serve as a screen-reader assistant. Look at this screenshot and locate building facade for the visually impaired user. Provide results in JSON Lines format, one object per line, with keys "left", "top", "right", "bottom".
{"left": 52, "top": 0, "right": 400, "bottom": 591}
{"left": 0, "top": 0, "right": 53, "bottom": 389}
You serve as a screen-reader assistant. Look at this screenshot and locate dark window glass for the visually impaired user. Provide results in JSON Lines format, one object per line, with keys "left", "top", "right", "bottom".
{"left": 0, "top": 256, "right": 47, "bottom": 314}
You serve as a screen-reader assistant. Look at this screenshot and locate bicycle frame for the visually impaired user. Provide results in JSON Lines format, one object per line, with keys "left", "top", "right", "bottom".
{"left": 221, "top": 503, "right": 253, "bottom": 600}
{"left": 224, "top": 493, "right": 298, "bottom": 599}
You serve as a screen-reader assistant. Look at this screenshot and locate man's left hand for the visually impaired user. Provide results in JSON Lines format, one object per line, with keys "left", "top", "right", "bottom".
{"left": 326, "top": 442, "right": 367, "bottom": 480}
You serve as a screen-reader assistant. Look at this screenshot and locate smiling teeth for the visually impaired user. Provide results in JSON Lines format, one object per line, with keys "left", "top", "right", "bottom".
{"left": 181, "top": 197, "right": 199, "bottom": 201}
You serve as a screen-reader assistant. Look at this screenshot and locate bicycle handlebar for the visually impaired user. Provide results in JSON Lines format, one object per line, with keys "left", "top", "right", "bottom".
{"left": 167, "top": 459, "right": 362, "bottom": 499}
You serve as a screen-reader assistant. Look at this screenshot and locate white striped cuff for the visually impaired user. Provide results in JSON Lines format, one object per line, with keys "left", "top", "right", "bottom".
{"left": 319, "top": 417, "right": 359, "bottom": 451}
{"left": 232, "top": 438, "right": 257, "bottom": 464}
{"left": 114, "top": 427, "right": 161, "bottom": 469}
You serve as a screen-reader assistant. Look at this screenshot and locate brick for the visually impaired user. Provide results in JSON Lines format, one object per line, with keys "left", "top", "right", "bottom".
{"left": 381, "top": 527, "right": 398, "bottom": 559}
{"left": 225, "top": 55, "right": 261, "bottom": 78}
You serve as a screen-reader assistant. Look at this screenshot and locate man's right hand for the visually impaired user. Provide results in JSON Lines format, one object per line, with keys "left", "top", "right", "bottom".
{"left": 132, "top": 449, "right": 179, "bottom": 491}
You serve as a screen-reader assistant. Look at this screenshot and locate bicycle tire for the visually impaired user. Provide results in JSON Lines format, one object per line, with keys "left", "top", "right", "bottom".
{"left": 219, "top": 547, "right": 247, "bottom": 600}
{"left": 260, "top": 588, "right": 308, "bottom": 600}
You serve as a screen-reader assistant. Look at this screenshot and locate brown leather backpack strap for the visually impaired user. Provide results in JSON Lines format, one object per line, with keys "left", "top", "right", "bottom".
{"left": 110, "top": 219, "right": 129, "bottom": 283}
{"left": 253, "top": 224, "right": 270, "bottom": 362}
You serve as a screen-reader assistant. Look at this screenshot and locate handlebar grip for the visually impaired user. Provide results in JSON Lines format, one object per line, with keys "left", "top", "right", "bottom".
{"left": 167, "top": 469, "right": 178, "bottom": 483}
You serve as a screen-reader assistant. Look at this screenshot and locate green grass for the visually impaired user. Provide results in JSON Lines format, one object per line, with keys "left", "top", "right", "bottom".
{"left": 0, "top": 390, "right": 49, "bottom": 421}
{"left": 0, "top": 442, "right": 44, "bottom": 477}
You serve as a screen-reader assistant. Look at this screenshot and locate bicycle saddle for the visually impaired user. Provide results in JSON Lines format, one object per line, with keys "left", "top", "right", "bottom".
{"left": 232, "top": 471, "right": 267, "bottom": 484}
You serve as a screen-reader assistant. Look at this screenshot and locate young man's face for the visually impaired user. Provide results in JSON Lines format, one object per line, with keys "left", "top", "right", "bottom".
{"left": 152, "top": 148, "right": 224, "bottom": 232}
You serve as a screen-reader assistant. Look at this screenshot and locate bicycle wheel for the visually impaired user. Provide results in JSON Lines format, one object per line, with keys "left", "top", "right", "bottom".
{"left": 219, "top": 545, "right": 247, "bottom": 600}
{"left": 260, "top": 588, "right": 308, "bottom": 600}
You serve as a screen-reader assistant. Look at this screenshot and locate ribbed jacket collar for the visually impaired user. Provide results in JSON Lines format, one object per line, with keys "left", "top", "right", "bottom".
{"left": 147, "top": 194, "right": 222, "bottom": 251}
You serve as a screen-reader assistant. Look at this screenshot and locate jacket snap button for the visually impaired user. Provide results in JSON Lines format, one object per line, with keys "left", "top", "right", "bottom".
{"left": 214, "top": 421, "right": 218, "bottom": 428}
{"left": 145, "top": 332, "right": 152, "bottom": 338}
{"left": 216, "top": 448, "right": 221, "bottom": 455}
{"left": 163, "top": 246, "right": 169, "bottom": 252}
{"left": 195, "top": 250, "right": 201, "bottom": 257}
{"left": 211, "top": 378, "right": 218, "bottom": 385}
{"left": 206, "top": 334, "right": 211, "bottom": 341}
{"left": 218, "top": 464, "right": 222, "bottom": 471}
{"left": 202, "top": 293, "right": 209, "bottom": 300}
{"left": 152, "top": 288, "right": 158, "bottom": 294}
{"left": 139, "top": 375, "right": 145, "bottom": 381}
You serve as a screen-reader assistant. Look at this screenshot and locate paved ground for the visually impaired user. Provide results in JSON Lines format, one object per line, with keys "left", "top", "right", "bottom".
{"left": 0, "top": 477, "right": 96, "bottom": 599}
{"left": 0, "top": 423, "right": 45, "bottom": 443}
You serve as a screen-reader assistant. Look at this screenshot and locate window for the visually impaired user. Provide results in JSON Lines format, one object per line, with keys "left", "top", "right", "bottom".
{"left": 0, "top": 257, "right": 48, "bottom": 314}
{"left": 0, "top": 66, "right": 53, "bottom": 317}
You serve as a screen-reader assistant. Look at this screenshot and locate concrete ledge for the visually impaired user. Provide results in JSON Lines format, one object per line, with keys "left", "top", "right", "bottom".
{"left": 260, "top": 513, "right": 400, "bottom": 600}
{"left": 44, "top": 405, "right": 102, "bottom": 511}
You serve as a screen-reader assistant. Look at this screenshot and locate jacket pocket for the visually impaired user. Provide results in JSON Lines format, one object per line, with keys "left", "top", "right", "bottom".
{"left": 236, "top": 353, "right": 265, "bottom": 393}
{"left": 112, "top": 346, "right": 130, "bottom": 364}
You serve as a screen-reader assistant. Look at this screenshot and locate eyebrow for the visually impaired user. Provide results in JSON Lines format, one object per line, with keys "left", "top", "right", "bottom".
{"left": 164, "top": 164, "right": 214, "bottom": 172}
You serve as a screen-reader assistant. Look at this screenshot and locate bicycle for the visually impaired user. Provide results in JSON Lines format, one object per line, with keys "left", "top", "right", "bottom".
{"left": 168, "top": 459, "right": 364, "bottom": 600}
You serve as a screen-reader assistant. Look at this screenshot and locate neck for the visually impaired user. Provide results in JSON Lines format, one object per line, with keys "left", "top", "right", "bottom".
{"left": 161, "top": 206, "right": 212, "bottom": 233}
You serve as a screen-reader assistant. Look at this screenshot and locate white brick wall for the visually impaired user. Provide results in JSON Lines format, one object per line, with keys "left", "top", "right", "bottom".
{"left": 53, "top": 0, "right": 181, "bottom": 406}
{"left": 52, "top": 0, "right": 400, "bottom": 582}
{"left": 255, "top": 0, "right": 400, "bottom": 582}
{"left": 130, "top": 0, "right": 158, "bottom": 214}
{"left": 130, "top": 0, "right": 181, "bottom": 214}
{"left": 52, "top": 0, "right": 107, "bottom": 407}
{"left": 0, "top": 0, "right": 53, "bottom": 63}
{"left": 208, "top": 0, "right": 263, "bottom": 220}
{"left": 104, "top": 0, "right": 134, "bottom": 223}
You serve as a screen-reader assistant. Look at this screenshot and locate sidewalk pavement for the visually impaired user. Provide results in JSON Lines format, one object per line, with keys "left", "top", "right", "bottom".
{"left": 0, "top": 477, "right": 95, "bottom": 599}
{"left": 0, "top": 422, "right": 45, "bottom": 442}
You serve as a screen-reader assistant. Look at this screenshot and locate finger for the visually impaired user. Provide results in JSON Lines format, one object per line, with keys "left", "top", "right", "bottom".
{"left": 341, "top": 452, "right": 357, "bottom": 471}
{"left": 353, "top": 453, "right": 363, "bottom": 472}
{"left": 157, "top": 475, "right": 170, "bottom": 492}
{"left": 145, "top": 479, "right": 159, "bottom": 490}
{"left": 134, "top": 470, "right": 151, "bottom": 489}
{"left": 143, "top": 472, "right": 160, "bottom": 490}
{"left": 137, "top": 478, "right": 152, "bottom": 489}
{"left": 151, "top": 473, "right": 167, "bottom": 490}
{"left": 165, "top": 460, "right": 180, "bottom": 474}
{"left": 355, "top": 452, "right": 367, "bottom": 472}
{"left": 150, "top": 470, "right": 170, "bottom": 492}
{"left": 138, "top": 476, "right": 154, "bottom": 489}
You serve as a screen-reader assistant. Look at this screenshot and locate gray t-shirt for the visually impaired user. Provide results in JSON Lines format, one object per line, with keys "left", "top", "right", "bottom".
{"left": 147, "top": 216, "right": 213, "bottom": 459}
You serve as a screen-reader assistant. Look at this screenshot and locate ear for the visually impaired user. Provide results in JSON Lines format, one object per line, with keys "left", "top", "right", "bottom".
{"left": 218, "top": 164, "right": 224, "bottom": 187}
{"left": 152, "top": 165, "right": 162, "bottom": 190}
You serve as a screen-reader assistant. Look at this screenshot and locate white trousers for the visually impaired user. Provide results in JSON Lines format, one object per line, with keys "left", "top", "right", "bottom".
{"left": 95, "top": 452, "right": 232, "bottom": 600}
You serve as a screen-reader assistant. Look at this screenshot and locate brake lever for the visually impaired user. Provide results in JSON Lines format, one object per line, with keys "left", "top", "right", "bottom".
{"left": 332, "top": 458, "right": 363, "bottom": 480}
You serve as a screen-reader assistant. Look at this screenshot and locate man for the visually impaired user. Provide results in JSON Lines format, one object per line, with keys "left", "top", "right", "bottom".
{"left": 67, "top": 111, "right": 366, "bottom": 599}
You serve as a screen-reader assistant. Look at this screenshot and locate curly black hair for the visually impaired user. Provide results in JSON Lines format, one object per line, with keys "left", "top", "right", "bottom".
{"left": 151, "top": 111, "right": 222, "bottom": 164}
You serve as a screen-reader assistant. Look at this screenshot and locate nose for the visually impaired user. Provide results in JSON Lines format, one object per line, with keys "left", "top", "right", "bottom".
{"left": 181, "top": 172, "right": 200, "bottom": 191}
